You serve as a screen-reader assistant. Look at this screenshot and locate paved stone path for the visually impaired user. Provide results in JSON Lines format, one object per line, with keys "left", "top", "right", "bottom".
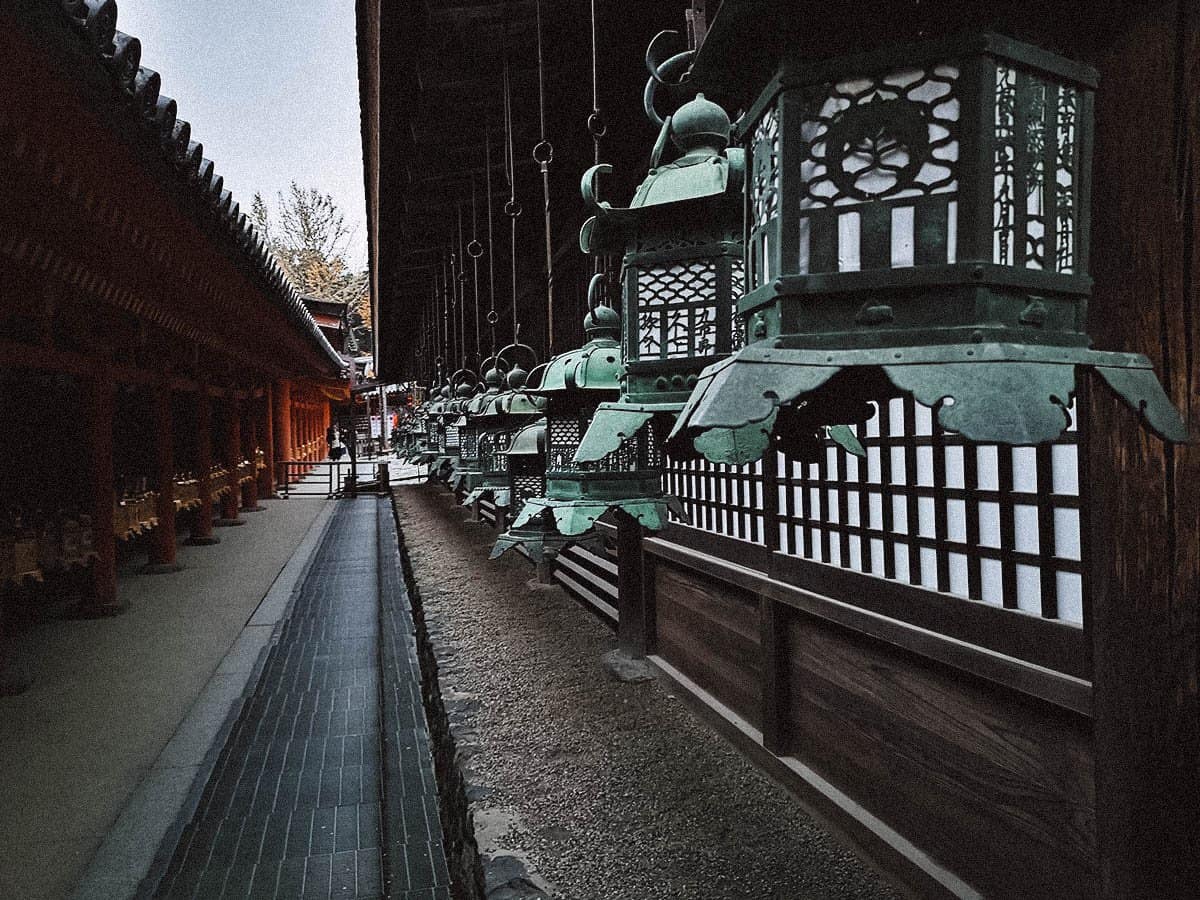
{"left": 0, "top": 498, "right": 329, "bottom": 900}
{"left": 153, "top": 498, "right": 450, "bottom": 900}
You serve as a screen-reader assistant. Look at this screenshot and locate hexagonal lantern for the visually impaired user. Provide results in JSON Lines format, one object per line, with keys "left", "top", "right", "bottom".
{"left": 429, "top": 370, "right": 475, "bottom": 484}
{"left": 570, "top": 91, "right": 746, "bottom": 523}
{"left": 449, "top": 359, "right": 500, "bottom": 493}
{"left": 487, "top": 417, "right": 549, "bottom": 558}
{"left": 460, "top": 345, "right": 546, "bottom": 510}
{"left": 490, "top": 307, "right": 632, "bottom": 561}
{"left": 671, "top": 30, "right": 1187, "bottom": 463}
{"left": 407, "top": 388, "right": 445, "bottom": 465}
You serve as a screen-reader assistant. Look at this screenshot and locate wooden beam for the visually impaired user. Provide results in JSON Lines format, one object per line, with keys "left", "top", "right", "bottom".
{"left": 1085, "top": 6, "right": 1200, "bottom": 897}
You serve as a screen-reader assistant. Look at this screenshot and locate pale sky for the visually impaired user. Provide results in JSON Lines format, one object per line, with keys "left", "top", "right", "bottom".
{"left": 117, "top": 0, "right": 368, "bottom": 269}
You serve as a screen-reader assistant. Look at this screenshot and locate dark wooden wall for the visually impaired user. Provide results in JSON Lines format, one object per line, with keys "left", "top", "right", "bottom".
{"left": 1086, "top": 3, "right": 1200, "bottom": 897}
{"left": 650, "top": 544, "right": 1096, "bottom": 898}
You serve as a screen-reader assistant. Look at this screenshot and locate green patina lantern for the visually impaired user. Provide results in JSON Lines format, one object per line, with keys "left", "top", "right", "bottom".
{"left": 491, "top": 307, "right": 634, "bottom": 561}
{"left": 487, "top": 417, "right": 549, "bottom": 558}
{"left": 449, "top": 358, "right": 501, "bottom": 493}
{"left": 568, "top": 90, "right": 747, "bottom": 525}
{"left": 461, "top": 345, "right": 546, "bottom": 510}
{"left": 670, "top": 25, "right": 1188, "bottom": 462}
{"left": 429, "top": 370, "right": 475, "bottom": 483}
{"left": 406, "top": 393, "right": 442, "bottom": 465}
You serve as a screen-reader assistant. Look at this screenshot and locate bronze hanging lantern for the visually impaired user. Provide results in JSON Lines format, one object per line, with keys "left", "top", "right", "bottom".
{"left": 670, "top": 28, "right": 1188, "bottom": 463}
{"left": 429, "top": 370, "right": 474, "bottom": 483}
{"left": 461, "top": 345, "right": 546, "bottom": 510}
{"left": 490, "top": 307, "right": 627, "bottom": 561}
{"left": 406, "top": 391, "right": 442, "bottom": 465}
{"left": 449, "top": 358, "right": 499, "bottom": 493}
{"left": 570, "top": 88, "right": 747, "bottom": 527}
{"left": 487, "top": 416, "right": 551, "bottom": 559}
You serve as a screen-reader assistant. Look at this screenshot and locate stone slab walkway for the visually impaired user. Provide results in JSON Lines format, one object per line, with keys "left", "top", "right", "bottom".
{"left": 152, "top": 497, "right": 450, "bottom": 900}
{"left": 0, "top": 498, "right": 329, "bottom": 900}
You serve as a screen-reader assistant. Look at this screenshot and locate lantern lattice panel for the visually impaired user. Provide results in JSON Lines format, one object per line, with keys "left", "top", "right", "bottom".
{"left": 461, "top": 428, "right": 479, "bottom": 460}
{"left": 993, "top": 64, "right": 1080, "bottom": 273}
{"left": 665, "top": 396, "right": 1087, "bottom": 624}
{"left": 547, "top": 414, "right": 587, "bottom": 472}
{"left": 480, "top": 430, "right": 514, "bottom": 474}
{"left": 750, "top": 103, "right": 780, "bottom": 231}
{"left": 635, "top": 260, "right": 721, "bottom": 361}
{"left": 512, "top": 473, "right": 545, "bottom": 507}
{"left": 444, "top": 424, "right": 460, "bottom": 451}
{"left": 745, "top": 43, "right": 1088, "bottom": 293}
{"left": 730, "top": 259, "right": 746, "bottom": 350}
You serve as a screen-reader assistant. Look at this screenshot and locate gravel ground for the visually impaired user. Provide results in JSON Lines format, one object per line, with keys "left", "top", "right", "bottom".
{"left": 395, "top": 485, "right": 900, "bottom": 900}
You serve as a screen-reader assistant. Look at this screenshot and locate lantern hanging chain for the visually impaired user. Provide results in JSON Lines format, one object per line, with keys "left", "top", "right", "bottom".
{"left": 442, "top": 255, "right": 451, "bottom": 381}
{"left": 485, "top": 126, "right": 497, "bottom": 356}
{"left": 533, "top": 0, "right": 554, "bottom": 356}
{"left": 469, "top": 176, "right": 482, "bottom": 359}
{"left": 589, "top": 0, "right": 605, "bottom": 278}
{"left": 435, "top": 271, "right": 445, "bottom": 385}
{"left": 589, "top": 0, "right": 604, "bottom": 165}
{"left": 502, "top": 46, "right": 521, "bottom": 347}
{"left": 456, "top": 204, "right": 466, "bottom": 367}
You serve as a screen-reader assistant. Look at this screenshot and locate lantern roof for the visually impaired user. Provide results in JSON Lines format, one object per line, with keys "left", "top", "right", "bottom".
{"left": 579, "top": 107, "right": 745, "bottom": 256}
{"left": 506, "top": 419, "right": 547, "bottom": 458}
{"left": 524, "top": 311, "right": 622, "bottom": 396}
{"left": 670, "top": 343, "right": 1190, "bottom": 464}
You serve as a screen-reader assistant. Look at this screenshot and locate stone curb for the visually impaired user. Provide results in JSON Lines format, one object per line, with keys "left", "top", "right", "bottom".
{"left": 69, "top": 501, "right": 337, "bottom": 900}
{"left": 388, "top": 492, "right": 553, "bottom": 900}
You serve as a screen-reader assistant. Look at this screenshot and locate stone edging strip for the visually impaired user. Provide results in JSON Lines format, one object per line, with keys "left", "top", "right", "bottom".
{"left": 70, "top": 501, "right": 338, "bottom": 900}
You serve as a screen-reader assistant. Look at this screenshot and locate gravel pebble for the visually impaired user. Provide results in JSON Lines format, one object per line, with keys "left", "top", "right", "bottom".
{"left": 397, "top": 486, "right": 900, "bottom": 900}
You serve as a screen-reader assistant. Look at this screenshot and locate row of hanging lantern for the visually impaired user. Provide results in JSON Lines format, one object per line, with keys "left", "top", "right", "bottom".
{"left": 457, "top": 345, "right": 546, "bottom": 506}
{"left": 489, "top": 26, "right": 757, "bottom": 561}
{"left": 429, "top": 4, "right": 1188, "bottom": 571}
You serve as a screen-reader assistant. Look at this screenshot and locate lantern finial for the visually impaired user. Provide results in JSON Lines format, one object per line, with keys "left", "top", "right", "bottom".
{"left": 670, "top": 92, "right": 731, "bottom": 153}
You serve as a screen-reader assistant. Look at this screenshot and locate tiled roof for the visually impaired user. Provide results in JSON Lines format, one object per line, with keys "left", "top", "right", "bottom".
{"left": 54, "top": 0, "right": 345, "bottom": 373}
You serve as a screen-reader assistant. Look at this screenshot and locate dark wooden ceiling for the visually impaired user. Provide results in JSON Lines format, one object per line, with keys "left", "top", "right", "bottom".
{"left": 360, "top": 0, "right": 693, "bottom": 381}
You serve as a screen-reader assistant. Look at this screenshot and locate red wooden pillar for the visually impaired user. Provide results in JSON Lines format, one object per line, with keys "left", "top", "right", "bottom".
{"left": 274, "top": 379, "right": 292, "bottom": 487}
{"left": 303, "top": 403, "right": 310, "bottom": 464}
{"left": 308, "top": 401, "right": 315, "bottom": 463}
{"left": 72, "top": 374, "right": 123, "bottom": 616}
{"left": 216, "top": 398, "right": 244, "bottom": 527}
{"left": 241, "top": 398, "right": 263, "bottom": 512}
{"left": 260, "top": 384, "right": 276, "bottom": 498}
{"left": 187, "top": 392, "right": 219, "bottom": 546}
{"left": 144, "top": 389, "right": 181, "bottom": 572}
{"left": 322, "top": 402, "right": 330, "bottom": 458}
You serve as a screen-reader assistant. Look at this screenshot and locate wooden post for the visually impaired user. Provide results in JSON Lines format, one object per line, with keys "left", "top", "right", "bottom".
{"left": 758, "top": 595, "right": 789, "bottom": 754}
{"left": 187, "top": 392, "right": 219, "bottom": 545}
{"left": 241, "top": 400, "right": 263, "bottom": 512}
{"left": 216, "top": 398, "right": 244, "bottom": 527}
{"left": 71, "top": 374, "right": 123, "bottom": 616}
{"left": 260, "top": 385, "right": 276, "bottom": 498}
{"left": 143, "top": 389, "right": 181, "bottom": 572}
{"left": 1086, "top": 13, "right": 1200, "bottom": 898}
{"left": 616, "top": 511, "right": 652, "bottom": 658}
{"left": 274, "top": 379, "right": 292, "bottom": 487}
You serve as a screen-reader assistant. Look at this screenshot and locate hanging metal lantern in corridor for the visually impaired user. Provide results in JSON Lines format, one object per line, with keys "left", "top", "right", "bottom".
{"left": 569, "top": 90, "right": 749, "bottom": 524}
{"left": 669, "top": 28, "right": 1188, "bottom": 463}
